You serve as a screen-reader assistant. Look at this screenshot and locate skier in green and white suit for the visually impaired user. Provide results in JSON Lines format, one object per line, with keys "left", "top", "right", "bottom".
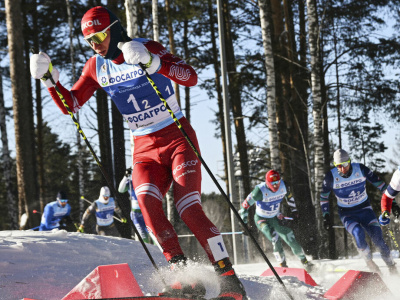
{"left": 239, "top": 170, "right": 313, "bottom": 271}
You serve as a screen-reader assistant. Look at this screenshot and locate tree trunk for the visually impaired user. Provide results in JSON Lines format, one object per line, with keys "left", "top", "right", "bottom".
{"left": 284, "top": 0, "right": 319, "bottom": 258}
{"left": 152, "top": 0, "right": 159, "bottom": 42}
{"left": 6, "top": 0, "right": 38, "bottom": 228}
{"left": 183, "top": 18, "right": 190, "bottom": 123}
{"left": 66, "top": 0, "right": 85, "bottom": 219}
{"left": 319, "top": 25, "right": 337, "bottom": 259}
{"left": 96, "top": 89, "right": 114, "bottom": 187}
{"left": 258, "top": 0, "right": 279, "bottom": 170}
{"left": 165, "top": 0, "right": 181, "bottom": 106}
{"left": 111, "top": 104, "right": 126, "bottom": 193}
{"left": 306, "top": 0, "right": 326, "bottom": 258}
{"left": 108, "top": 0, "right": 128, "bottom": 190}
{"left": 208, "top": 0, "right": 229, "bottom": 193}
{"left": 31, "top": 0, "right": 45, "bottom": 212}
{"left": 222, "top": 0, "right": 251, "bottom": 197}
{"left": 269, "top": 0, "right": 285, "bottom": 177}
{"left": 22, "top": 0, "right": 40, "bottom": 226}
{"left": 0, "top": 74, "right": 18, "bottom": 229}
{"left": 125, "top": 0, "right": 138, "bottom": 38}
{"left": 267, "top": 0, "right": 319, "bottom": 257}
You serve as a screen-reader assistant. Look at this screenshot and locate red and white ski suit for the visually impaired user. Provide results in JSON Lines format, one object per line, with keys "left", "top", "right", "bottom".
{"left": 46, "top": 38, "right": 228, "bottom": 263}
{"left": 381, "top": 167, "right": 400, "bottom": 213}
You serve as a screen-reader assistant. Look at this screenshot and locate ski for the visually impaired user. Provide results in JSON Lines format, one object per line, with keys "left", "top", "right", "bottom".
{"left": 83, "top": 296, "right": 239, "bottom": 300}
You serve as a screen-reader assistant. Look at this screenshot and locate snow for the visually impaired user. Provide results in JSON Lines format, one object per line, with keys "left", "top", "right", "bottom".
{"left": 1, "top": 230, "right": 399, "bottom": 300}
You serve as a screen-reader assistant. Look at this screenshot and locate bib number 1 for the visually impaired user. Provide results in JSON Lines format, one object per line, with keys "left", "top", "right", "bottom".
{"left": 127, "top": 94, "right": 150, "bottom": 111}
{"left": 207, "top": 235, "right": 228, "bottom": 261}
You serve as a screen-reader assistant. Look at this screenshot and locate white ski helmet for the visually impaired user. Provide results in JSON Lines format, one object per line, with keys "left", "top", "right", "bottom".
{"left": 333, "top": 149, "right": 350, "bottom": 165}
{"left": 99, "top": 186, "right": 111, "bottom": 204}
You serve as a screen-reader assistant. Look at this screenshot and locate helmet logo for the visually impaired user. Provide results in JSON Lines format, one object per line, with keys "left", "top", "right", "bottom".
{"left": 82, "top": 19, "right": 102, "bottom": 30}
{"left": 270, "top": 174, "right": 279, "bottom": 181}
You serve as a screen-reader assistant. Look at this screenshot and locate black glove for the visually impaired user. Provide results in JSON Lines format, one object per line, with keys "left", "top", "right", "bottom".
{"left": 392, "top": 201, "right": 400, "bottom": 219}
{"left": 291, "top": 211, "right": 299, "bottom": 219}
{"left": 278, "top": 218, "right": 290, "bottom": 227}
{"left": 291, "top": 211, "right": 299, "bottom": 224}
{"left": 277, "top": 214, "right": 289, "bottom": 227}
{"left": 125, "top": 167, "right": 132, "bottom": 176}
{"left": 323, "top": 214, "right": 331, "bottom": 231}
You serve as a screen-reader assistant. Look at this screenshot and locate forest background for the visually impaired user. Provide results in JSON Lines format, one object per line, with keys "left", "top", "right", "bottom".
{"left": 1, "top": 0, "right": 400, "bottom": 264}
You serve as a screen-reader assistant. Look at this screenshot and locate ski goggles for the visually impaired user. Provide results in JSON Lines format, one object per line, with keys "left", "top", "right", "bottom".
{"left": 84, "top": 20, "right": 118, "bottom": 46}
{"left": 334, "top": 160, "right": 350, "bottom": 168}
{"left": 270, "top": 180, "right": 280, "bottom": 185}
{"left": 103, "top": 195, "right": 110, "bottom": 198}
{"left": 59, "top": 199, "right": 68, "bottom": 203}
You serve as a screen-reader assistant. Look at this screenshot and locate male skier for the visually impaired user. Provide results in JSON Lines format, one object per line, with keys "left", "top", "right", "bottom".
{"left": 239, "top": 170, "right": 313, "bottom": 271}
{"left": 320, "top": 149, "right": 397, "bottom": 274}
{"left": 30, "top": 6, "right": 246, "bottom": 299}
{"left": 40, "top": 191, "right": 72, "bottom": 231}
{"left": 78, "top": 186, "right": 126, "bottom": 236}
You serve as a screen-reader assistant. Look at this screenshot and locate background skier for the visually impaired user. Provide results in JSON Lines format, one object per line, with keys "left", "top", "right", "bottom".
{"left": 78, "top": 186, "right": 126, "bottom": 237}
{"left": 320, "top": 149, "right": 397, "bottom": 274}
{"left": 118, "top": 167, "right": 151, "bottom": 243}
{"left": 239, "top": 170, "right": 313, "bottom": 272}
{"left": 39, "top": 191, "right": 72, "bottom": 231}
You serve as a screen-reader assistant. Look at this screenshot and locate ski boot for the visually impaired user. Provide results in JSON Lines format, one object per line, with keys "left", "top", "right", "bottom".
{"left": 158, "top": 255, "right": 206, "bottom": 298}
{"left": 382, "top": 255, "right": 398, "bottom": 275}
{"left": 273, "top": 251, "right": 286, "bottom": 268}
{"left": 280, "top": 260, "right": 288, "bottom": 268}
{"left": 388, "top": 263, "right": 398, "bottom": 275}
{"left": 385, "top": 258, "right": 398, "bottom": 275}
{"left": 301, "top": 257, "right": 314, "bottom": 273}
{"left": 214, "top": 258, "right": 247, "bottom": 300}
{"left": 365, "top": 259, "right": 382, "bottom": 274}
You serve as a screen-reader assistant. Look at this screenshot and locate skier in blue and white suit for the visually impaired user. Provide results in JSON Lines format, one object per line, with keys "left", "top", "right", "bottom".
{"left": 320, "top": 149, "right": 397, "bottom": 274}
{"left": 118, "top": 168, "right": 151, "bottom": 243}
{"left": 78, "top": 186, "right": 126, "bottom": 237}
{"left": 39, "top": 191, "right": 72, "bottom": 231}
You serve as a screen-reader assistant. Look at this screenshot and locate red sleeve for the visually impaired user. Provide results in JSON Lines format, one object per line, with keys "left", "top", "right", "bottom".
{"left": 381, "top": 193, "right": 393, "bottom": 213}
{"left": 47, "top": 56, "right": 100, "bottom": 115}
{"left": 143, "top": 40, "right": 198, "bottom": 87}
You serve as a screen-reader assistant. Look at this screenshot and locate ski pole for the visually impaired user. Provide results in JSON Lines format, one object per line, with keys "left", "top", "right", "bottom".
{"left": 30, "top": 49, "right": 165, "bottom": 287}
{"left": 32, "top": 210, "right": 42, "bottom": 215}
{"left": 139, "top": 64, "right": 293, "bottom": 298}
{"left": 28, "top": 226, "right": 40, "bottom": 231}
{"left": 387, "top": 227, "right": 399, "bottom": 250}
{"left": 332, "top": 225, "right": 345, "bottom": 229}
{"left": 73, "top": 223, "right": 80, "bottom": 230}
{"left": 178, "top": 232, "right": 243, "bottom": 238}
{"left": 80, "top": 196, "right": 125, "bottom": 223}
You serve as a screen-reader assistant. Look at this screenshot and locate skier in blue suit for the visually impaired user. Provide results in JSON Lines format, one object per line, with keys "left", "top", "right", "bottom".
{"left": 39, "top": 191, "right": 72, "bottom": 231}
{"left": 320, "top": 149, "right": 397, "bottom": 274}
